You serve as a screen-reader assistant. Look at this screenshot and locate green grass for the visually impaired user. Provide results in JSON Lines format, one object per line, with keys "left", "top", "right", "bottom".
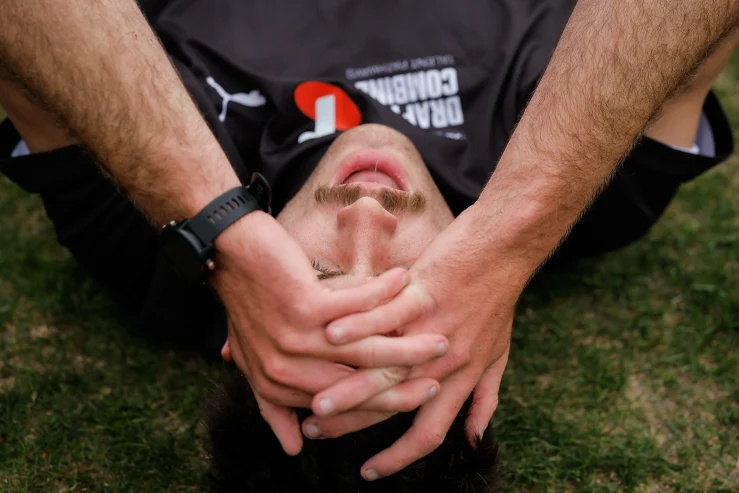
{"left": 2, "top": 61, "right": 739, "bottom": 492}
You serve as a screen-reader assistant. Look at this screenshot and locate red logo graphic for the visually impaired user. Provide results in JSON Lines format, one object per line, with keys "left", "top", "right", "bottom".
{"left": 294, "top": 82, "right": 362, "bottom": 143}
{"left": 295, "top": 81, "right": 362, "bottom": 129}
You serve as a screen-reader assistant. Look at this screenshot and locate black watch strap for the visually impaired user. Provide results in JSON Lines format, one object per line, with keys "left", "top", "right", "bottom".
{"left": 185, "top": 173, "right": 272, "bottom": 245}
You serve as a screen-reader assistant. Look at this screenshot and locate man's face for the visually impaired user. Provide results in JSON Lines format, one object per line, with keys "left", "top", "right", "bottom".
{"left": 277, "top": 124, "right": 454, "bottom": 286}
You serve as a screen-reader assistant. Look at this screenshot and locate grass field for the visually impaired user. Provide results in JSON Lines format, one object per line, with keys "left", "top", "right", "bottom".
{"left": 2, "top": 62, "right": 739, "bottom": 492}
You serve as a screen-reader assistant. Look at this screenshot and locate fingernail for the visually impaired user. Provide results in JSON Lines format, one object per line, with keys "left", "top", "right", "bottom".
{"left": 304, "top": 422, "right": 322, "bottom": 439}
{"left": 318, "top": 397, "right": 335, "bottom": 415}
{"left": 401, "top": 272, "right": 409, "bottom": 286}
{"left": 427, "top": 385, "right": 438, "bottom": 400}
{"left": 329, "top": 326, "right": 347, "bottom": 344}
{"left": 436, "top": 340, "right": 448, "bottom": 356}
{"left": 363, "top": 468, "right": 379, "bottom": 481}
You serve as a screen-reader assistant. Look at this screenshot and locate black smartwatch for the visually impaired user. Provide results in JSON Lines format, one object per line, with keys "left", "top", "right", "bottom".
{"left": 160, "top": 172, "right": 272, "bottom": 285}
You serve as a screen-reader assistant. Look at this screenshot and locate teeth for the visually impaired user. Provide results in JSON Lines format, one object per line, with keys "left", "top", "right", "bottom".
{"left": 344, "top": 170, "right": 400, "bottom": 189}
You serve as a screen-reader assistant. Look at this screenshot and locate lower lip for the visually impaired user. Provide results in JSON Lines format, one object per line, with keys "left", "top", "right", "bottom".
{"left": 332, "top": 149, "right": 411, "bottom": 191}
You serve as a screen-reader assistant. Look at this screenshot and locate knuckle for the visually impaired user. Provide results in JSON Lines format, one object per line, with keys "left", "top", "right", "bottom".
{"left": 251, "top": 374, "right": 277, "bottom": 401}
{"left": 441, "top": 349, "right": 466, "bottom": 373}
{"left": 376, "top": 367, "right": 406, "bottom": 387}
{"left": 422, "top": 429, "right": 447, "bottom": 451}
{"left": 449, "top": 344, "right": 473, "bottom": 367}
{"left": 361, "top": 342, "right": 379, "bottom": 367}
{"left": 292, "top": 297, "right": 319, "bottom": 323}
{"left": 277, "top": 331, "right": 302, "bottom": 355}
{"left": 293, "top": 303, "right": 311, "bottom": 322}
{"left": 258, "top": 386, "right": 282, "bottom": 405}
{"left": 262, "top": 355, "right": 290, "bottom": 384}
{"left": 419, "top": 290, "right": 440, "bottom": 317}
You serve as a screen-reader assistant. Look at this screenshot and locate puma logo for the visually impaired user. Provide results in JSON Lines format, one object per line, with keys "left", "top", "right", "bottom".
{"left": 206, "top": 76, "right": 266, "bottom": 122}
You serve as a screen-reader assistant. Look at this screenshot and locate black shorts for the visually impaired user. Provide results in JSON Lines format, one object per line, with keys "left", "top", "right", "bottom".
{"left": 552, "top": 92, "right": 733, "bottom": 264}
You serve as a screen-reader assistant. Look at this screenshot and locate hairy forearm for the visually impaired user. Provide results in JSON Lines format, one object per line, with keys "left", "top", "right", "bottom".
{"left": 475, "top": 0, "right": 739, "bottom": 273}
{"left": 0, "top": 0, "right": 238, "bottom": 225}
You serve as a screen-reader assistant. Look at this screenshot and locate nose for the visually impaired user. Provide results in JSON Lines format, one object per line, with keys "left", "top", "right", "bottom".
{"left": 336, "top": 196, "right": 398, "bottom": 276}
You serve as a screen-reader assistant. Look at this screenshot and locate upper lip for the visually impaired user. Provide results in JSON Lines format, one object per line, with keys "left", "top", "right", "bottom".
{"left": 332, "top": 149, "right": 411, "bottom": 191}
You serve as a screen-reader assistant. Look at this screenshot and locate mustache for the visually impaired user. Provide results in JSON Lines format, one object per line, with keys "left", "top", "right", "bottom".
{"left": 314, "top": 185, "right": 426, "bottom": 214}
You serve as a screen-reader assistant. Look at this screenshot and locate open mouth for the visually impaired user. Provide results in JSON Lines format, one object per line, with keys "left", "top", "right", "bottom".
{"left": 333, "top": 149, "right": 410, "bottom": 191}
{"left": 343, "top": 169, "right": 400, "bottom": 188}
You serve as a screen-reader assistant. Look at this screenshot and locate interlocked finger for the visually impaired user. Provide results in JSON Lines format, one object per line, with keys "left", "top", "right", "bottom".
{"left": 227, "top": 332, "right": 318, "bottom": 408}
{"left": 303, "top": 409, "right": 395, "bottom": 440}
{"left": 311, "top": 366, "right": 411, "bottom": 417}
{"left": 323, "top": 333, "right": 448, "bottom": 368}
{"left": 304, "top": 377, "right": 441, "bottom": 439}
{"left": 359, "top": 371, "right": 472, "bottom": 480}
{"left": 321, "top": 267, "right": 409, "bottom": 321}
{"left": 359, "top": 377, "right": 440, "bottom": 413}
{"left": 326, "top": 284, "right": 432, "bottom": 344}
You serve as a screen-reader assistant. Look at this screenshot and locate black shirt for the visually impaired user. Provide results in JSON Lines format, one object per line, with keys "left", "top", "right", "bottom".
{"left": 153, "top": 0, "right": 577, "bottom": 214}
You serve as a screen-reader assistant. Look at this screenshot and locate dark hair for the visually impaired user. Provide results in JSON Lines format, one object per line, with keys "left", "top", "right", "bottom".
{"left": 202, "top": 371, "right": 501, "bottom": 493}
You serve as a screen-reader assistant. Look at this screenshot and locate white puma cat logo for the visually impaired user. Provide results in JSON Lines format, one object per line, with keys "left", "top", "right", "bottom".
{"left": 206, "top": 76, "right": 266, "bottom": 122}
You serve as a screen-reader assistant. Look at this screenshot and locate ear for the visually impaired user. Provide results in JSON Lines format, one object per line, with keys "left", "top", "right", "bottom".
{"left": 221, "top": 340, "right": 232, "bottom": 361}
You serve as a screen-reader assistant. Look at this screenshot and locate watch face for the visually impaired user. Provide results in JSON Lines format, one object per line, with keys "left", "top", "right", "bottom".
{"left": 161, "top": 226, "right": 206, "bottom": 285}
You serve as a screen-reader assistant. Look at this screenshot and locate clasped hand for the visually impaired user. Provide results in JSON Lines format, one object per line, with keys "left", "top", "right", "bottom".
{"left": 215, "top": 209, "right": 520, "bottom": 480}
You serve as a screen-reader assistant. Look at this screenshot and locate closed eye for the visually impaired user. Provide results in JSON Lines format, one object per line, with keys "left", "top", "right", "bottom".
{"left": 311, "top": 258, "right": 346, "bottom": 280}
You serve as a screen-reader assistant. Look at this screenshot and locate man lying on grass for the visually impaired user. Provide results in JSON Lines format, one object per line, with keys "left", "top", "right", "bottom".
{"left": 203, "top": 91, "right": 732, "bottom": 490}
{"left": 1, "top": 0, "right": 738, "bottom": 487}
